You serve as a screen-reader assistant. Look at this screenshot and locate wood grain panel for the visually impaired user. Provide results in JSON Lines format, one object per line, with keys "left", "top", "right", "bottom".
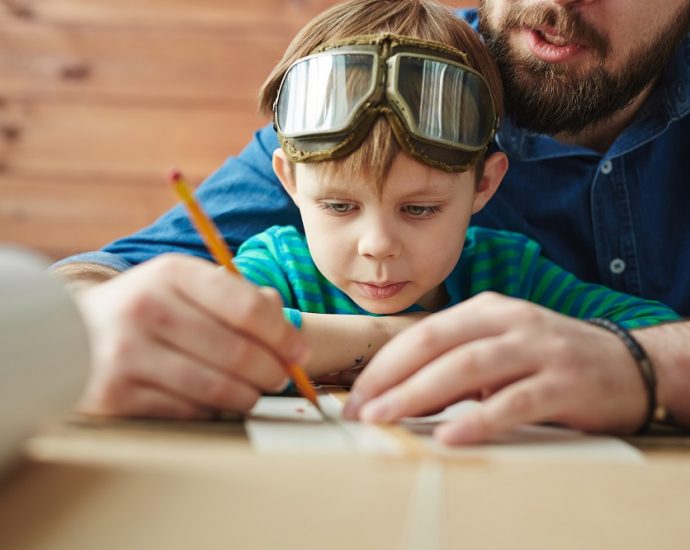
{"left": 0, "top": 1, "right": 477, "bottom": 104}
{"left": 0, "top": 176, "right": 177, "bottom": 259}
{"left": 0, "top": 22, "right": 289, "bottom": 104}
{"left": 1, "top": 0, "right": 346, "bottom": 29}
{"left": 0, "top": 100, "right": 264, "bottom": 181}
{"left": 1, "top": 1, "right": 476, "bottom": 28}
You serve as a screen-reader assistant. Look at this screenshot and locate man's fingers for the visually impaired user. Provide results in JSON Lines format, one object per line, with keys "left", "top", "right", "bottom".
{"left": 161, "top": 256, "right": 308, "bottom": 365}
{"left": 358, "top": 335, "right": 536, "bottom": 422}
{"left": 434, "top": 374, "right": 561, "bottom": 445}
{"left": 142, "top": 290, "right": 289, "bottom": 392}
{"left": 346, "top": 293, "right": 529, "bottom": 418}
{"left": 81, "top": 384, "right": 213, "bottom": 420}
{"left": 134, "top": 345, "right": 262, "bottom": 412}
{"left": 346, "top": 306, "right": 485, "bottom": 416}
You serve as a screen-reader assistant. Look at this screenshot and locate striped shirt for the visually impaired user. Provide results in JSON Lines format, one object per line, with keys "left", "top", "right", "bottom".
{"left": 234, "top": 225, "right": 679, "bottom": 329}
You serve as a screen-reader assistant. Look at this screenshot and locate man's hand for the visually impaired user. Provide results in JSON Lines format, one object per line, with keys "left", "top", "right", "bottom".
{"left": 73, "top": 254, "right": 308, "bottom": 419}
{"left": 344, "top": 292, "right": 648, "bottom": 444}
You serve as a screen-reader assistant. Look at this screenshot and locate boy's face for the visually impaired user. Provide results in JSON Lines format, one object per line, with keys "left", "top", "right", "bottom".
{"left": 275, "top": 151, "right": 506, "bottom": 314}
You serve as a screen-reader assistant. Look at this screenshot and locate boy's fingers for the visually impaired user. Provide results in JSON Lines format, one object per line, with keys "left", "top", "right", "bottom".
{"left": 433, "top": 375, "right": 560, "bottom": 445}
{"left": 358, "top": 335, "right": 535, "bottom": 422}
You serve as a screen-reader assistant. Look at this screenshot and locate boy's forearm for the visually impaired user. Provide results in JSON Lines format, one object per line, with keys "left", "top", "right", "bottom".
{"left": 51, "top": 262, "right": 122, "bottom": 292}
{"left": 299, "top": 312, "right": 427, "bottom": 378}
{"left": 634, "top": 320, "right": 690, "bottom": 428}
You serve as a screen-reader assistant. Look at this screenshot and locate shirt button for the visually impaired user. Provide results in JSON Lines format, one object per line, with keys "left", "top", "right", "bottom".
{"left": 677, "top": 82, "right": 686, "bottom": 102}
{"left": 610, "top": 258, "right": 626, "bottom": 274}
{"left": 600, "top": 160, "right": 613, "bottom": 175}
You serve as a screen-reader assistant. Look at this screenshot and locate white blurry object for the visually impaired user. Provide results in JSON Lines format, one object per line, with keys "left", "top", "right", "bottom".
{"left": 0, "top": 247, "right": 89, "bottom": 472}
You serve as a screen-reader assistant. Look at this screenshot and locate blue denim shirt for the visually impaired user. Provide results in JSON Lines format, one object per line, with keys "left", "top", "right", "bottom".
{"left": 58, "top": 9, "right": 690, "bottom": 315}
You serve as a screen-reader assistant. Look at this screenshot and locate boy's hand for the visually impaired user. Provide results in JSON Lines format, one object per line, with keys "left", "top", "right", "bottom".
{"left": 74, "top": 254, "right": 307, "bottom": 419}
{"left": 344, "top": 292, "right": 648, "bottom": 443}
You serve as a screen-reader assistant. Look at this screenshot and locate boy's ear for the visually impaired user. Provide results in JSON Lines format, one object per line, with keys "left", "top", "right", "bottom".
{"left": 471, "top": 152, "right": 509, "bottom": 214}
{"left": 272, "top": 148, "right": 299, "bottom": 206}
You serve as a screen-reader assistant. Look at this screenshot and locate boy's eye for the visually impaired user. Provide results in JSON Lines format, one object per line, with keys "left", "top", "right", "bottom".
{"left": 320, "top": 202, "right": 357, "bottom": 214}
{"left": 402, "top": 205, "right": 441, "bottom": 218}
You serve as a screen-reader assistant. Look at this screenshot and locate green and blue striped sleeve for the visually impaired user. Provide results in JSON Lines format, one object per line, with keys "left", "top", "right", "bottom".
{"left": 233, "top": 231, "right": 295, "bottom": 305}
{"left": 521, "top": 241, "right": 680, "bottom": 329}
{"left": 233, "top": 230, "right": 304, "bottom": 327}
{"left": 233, "top": 226, "right": 364, "bottom": 322}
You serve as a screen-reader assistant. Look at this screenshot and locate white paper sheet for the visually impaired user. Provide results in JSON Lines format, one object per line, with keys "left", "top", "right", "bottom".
{"left": 246, "top": 394, "right": 402, "bottom": 455}
{"left": 246, "top": 395, "right": 644, "bottom": 463}
{"left": 403, "top": 401, "right": 645, "bottom": 463}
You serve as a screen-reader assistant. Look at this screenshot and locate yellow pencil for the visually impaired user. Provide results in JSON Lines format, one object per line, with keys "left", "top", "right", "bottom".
{"left": 168, "top": 169, "right": 323, "bottom": 415}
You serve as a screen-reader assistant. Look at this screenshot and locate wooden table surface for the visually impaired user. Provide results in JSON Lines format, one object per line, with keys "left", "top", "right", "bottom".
{"left": 0, "top": 412, "right": 688, "bottom": 550}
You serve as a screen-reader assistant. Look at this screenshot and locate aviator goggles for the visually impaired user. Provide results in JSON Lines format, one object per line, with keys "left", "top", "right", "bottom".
{"left": 273, "top": 33, "right": 499, "bottom": 172}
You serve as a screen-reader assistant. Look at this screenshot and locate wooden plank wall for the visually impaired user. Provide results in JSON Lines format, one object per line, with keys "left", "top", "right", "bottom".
{"left": 0, "top": 0, "right": 476, "bottom": 260}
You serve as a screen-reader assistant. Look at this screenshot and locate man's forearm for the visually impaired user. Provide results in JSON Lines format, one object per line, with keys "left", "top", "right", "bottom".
{"left": 51, "top": 262, "right": 122, "bottom": 292}
{"left": 635, "top": 320, "right": 690, "bottom": 428}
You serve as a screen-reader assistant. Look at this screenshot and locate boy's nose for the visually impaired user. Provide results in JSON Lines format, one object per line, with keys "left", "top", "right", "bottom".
{"left": 357, "top": 221, "right": 402, "bottom": 259}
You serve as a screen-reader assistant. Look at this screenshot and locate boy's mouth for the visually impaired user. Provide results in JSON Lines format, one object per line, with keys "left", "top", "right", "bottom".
{"left": 356, "top": 281, "right": 408, "bottom": 300}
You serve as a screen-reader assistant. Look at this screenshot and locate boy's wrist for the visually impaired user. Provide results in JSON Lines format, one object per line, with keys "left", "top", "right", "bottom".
{"left": 378, "top": 311, "right": 429, "bottom": 341}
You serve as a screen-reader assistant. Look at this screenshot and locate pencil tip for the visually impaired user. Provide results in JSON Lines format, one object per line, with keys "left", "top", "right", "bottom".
{"left": 168, "top": 168, "right": 182, "bottom": 183}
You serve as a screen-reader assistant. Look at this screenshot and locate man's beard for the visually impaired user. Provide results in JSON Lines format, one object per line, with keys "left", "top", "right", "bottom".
{"left": 479, "top": 1, "right": 690, "bottom": 135}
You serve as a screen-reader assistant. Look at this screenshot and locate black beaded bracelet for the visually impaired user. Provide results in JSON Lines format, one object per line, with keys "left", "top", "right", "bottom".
{"left": 586, "top": 318, "right": 666, "bottom": 433}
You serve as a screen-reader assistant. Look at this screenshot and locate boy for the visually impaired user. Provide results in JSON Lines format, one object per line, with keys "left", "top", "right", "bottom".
{"left": 230, "top": 4, "right": 679, "bottom": 378}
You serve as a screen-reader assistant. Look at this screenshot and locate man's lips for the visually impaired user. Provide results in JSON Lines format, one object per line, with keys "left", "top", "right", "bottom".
{"left": 356, "top": 281, "right": 408, "bottom": 300}
{"left": 534, "top": 24, "right": 573, "bottom": 46}
{"left": 522, "top": 25, "right": 585, "bottom": 63}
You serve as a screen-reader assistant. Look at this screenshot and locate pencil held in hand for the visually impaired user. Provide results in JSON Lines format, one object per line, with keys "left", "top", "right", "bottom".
{"left": 168, "top": 169, "right": 238, "bottom": 275}
{"left": 167, "top": 169, "right": 324, "bottom": 415}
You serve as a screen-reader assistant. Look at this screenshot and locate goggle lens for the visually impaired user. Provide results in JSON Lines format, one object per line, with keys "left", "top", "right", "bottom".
{"left": 273, "top": 34, "right": 498, "bottom": 172}
{"left": 394, "top": 55, "right": 494, "bottom": 149}
{"left": 277, "top": 53, "right": 377, "bottom": 136}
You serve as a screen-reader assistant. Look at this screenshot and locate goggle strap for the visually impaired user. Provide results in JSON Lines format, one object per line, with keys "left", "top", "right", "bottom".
{"left": 280, "top": 109, "right": 483, "bottom": 173}
{"left": 313, "top": 33, "right": 470, "bottom": 67}
{"left": 280, "top": 110, "right": 380, "bottom": 164}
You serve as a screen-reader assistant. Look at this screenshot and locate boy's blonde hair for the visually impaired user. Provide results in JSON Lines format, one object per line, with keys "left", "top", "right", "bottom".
{"left": 259, "top": 0, "right": 504, "bottom": 191}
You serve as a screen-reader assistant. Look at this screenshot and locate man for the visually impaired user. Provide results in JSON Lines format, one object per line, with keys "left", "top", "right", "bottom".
{"left": 55, "top": 0, "right": 690, "bottom": 442}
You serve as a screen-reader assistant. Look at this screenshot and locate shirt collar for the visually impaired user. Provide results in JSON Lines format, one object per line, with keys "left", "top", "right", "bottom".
{"left": 495, "top": 33, "right": 690, "bottom": 161}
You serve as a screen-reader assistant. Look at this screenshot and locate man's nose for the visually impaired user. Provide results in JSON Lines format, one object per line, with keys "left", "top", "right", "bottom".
{"left": 357, "top": 219, "right": 402, "bottom": 259}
